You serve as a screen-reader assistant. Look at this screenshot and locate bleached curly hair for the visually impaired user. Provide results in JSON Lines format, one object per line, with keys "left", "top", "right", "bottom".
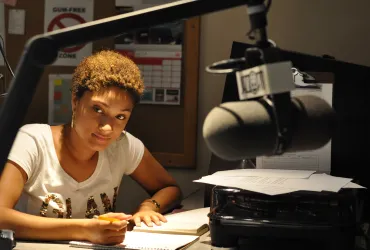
{"left": 71, "top": 50, "right": 144, "bottom": 104}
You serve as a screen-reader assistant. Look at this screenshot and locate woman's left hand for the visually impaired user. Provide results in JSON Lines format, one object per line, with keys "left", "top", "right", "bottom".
{"left": 132, "top": 206, "right": 167, "bottom": 227}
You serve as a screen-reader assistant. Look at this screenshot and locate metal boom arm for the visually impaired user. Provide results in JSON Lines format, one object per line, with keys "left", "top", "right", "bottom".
{"left": 0, "top": 0, "right": 249, "bottom": 173}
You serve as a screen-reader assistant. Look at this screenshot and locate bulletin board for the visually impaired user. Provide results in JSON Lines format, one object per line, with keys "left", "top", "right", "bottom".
{"left": 2, "top": 0, "right": 199, "bottom": 168}
{"left": 48, "top": 74, "right": 73, "bottom": 125}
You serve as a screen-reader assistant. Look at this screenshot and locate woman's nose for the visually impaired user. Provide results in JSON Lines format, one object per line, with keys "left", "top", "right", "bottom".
{"left": 99, "top": 116, "right": 114, "bottom": 132}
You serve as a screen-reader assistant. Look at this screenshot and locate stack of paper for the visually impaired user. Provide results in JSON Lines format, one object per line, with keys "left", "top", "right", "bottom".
{"left": 193, "top": 169, "right": 366, "bottom": 195}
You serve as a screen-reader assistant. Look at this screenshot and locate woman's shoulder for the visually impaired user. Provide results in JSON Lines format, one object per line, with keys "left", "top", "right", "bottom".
{"left": 120, "top": 131, "right": 144, "bottom": 147}
{"left": 18, "top": 123, "right": 51, "bottom": 138}
{"left": 123, "top": 131, "right": 140, "bottom": 141}
{"left": 106, "top": 131, "right": 144, "bottom": 153}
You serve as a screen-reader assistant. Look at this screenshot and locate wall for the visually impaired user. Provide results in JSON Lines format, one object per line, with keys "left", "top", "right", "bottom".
{"left": 118, "top": 0, "right": 370, "bottom": 212}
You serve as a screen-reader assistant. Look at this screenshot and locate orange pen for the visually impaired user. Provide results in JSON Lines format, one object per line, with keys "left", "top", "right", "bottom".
{"left": 93, "top": 215, "right": 123, "bottom": 222}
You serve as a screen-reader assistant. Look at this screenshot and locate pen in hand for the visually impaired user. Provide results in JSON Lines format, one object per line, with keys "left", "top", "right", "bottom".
{"left": 93, "top": 215, "right": 129, "bottom": 224}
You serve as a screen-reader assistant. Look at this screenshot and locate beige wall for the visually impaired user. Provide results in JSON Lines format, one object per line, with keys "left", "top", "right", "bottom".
{"left": 114, "top": 0, "right": 370, "bottom": 212}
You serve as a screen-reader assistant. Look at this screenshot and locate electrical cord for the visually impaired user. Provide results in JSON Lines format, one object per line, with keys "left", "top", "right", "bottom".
{"left": 181, "top": 188, "right": 202, "bottom": 201}
{"left": 0, "top": 35, "right": 15, "bottom": 78}
{"left": 0, "top": 34, "right": 15, "bottom": 97}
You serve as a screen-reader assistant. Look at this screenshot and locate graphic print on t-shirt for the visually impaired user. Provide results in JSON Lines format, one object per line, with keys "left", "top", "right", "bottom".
{"left": 39, "top": 187, "right": 118, "bottom": 218}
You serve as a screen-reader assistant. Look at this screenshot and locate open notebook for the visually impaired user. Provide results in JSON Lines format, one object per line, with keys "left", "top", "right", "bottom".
{"left": 70, "top": 231, "right": 199, "bottom": 250}
{"left": 132, "top": 207, "right": 210, "bottom": 236}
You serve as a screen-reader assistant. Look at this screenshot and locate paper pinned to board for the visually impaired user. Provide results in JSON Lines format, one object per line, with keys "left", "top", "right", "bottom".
{"left": 256, "top": 81, "right": 333, "bottom": 174}
{"left": 8, "top": 9, "right": 25, "bottom": 35}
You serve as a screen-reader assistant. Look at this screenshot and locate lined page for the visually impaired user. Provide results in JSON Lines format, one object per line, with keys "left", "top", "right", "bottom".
{"left": 70, "top": 231, "right": 199, "bottom": 250}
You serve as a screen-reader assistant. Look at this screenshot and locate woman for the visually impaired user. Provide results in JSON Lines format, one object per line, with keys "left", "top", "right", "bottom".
{"left": 0, "top": 50, "right": 182, "bottom": 245}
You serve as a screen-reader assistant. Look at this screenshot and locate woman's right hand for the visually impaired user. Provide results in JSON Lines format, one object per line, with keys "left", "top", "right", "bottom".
{"left": 82, "top": 213, "right": 132, "bottom": 245}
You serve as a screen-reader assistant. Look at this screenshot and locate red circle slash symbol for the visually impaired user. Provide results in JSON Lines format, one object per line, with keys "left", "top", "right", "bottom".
{"left": 48, "top": 13, "right": 87, "bottom": 53}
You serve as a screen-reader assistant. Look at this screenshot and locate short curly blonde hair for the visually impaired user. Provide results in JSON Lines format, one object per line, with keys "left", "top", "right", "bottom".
{"left": 71, "top": 50, "right": 144, "bottom": 104}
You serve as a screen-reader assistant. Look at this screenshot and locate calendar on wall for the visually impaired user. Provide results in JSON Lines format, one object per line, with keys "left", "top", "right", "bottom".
{"left": 115, "top": 44, "right": 182, "bottom": 105}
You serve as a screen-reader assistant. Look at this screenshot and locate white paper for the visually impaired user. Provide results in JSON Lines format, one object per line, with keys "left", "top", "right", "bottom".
{"left": 194, "top": 176, "right": 298, "bottom": 195}
{"left": 133, "top": 207, "right": 210, "bottom": 234}
{"left": 197, "top": 175, "right": 309, "bottom": 191}
{"left": 44, "top": 0, "right": 94, "bottom": 66}
{"left": 0, "top": 3, "right": 5, "bottom": 66}
{"left": 212, "top": 169, "right": 315, "bottom": 179}
{"left": 194, "top": 173, "right": 352, "bottom": 196}
{"left": 71, "top": 231, "right": 199, "bottom": 250}
{"left": 342, "top": 182, "right": 366, "bottom": 189}
{"left": 8, "top": 9, "right": 25, "bottom": 35}
{"left": 306, "top": 174, "right": 352, "bottom": 192}
{"left": 164, "top": 207, "right": 210, "bottom": 225}
{"left": 257, "top": 84, "right": 333, "bottom": 174}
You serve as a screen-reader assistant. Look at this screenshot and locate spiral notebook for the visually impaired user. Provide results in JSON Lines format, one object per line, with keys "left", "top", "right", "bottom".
{"left": 69, "top": 231, "right": 199, "bottom": 250}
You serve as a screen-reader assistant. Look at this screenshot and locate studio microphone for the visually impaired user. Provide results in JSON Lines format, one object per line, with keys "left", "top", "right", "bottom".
{"left": 202, "top": 94, "right": 336, "bottom": 161}
{"left": 203, "top": 53, "right": 337, "bottom": 161}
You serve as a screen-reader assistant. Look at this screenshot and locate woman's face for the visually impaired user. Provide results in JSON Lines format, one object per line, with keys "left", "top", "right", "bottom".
{"left": 72, "top": 86, "right": 134, "bottom": 151}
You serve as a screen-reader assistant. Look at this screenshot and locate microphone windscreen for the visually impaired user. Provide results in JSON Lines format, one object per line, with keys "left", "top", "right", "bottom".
{"left": 203, "top": 100, "right": 277, "bottom": 160}
{"left": 202, "top": 95, "right": 336, "bottom": 161}
{"left": 288, "top": 95, "right": 336, "bottom": 152}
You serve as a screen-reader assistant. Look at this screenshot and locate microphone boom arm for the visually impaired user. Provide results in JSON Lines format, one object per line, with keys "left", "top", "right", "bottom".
{"left": 0, "top": 0, "right": 250, "bottom": 173}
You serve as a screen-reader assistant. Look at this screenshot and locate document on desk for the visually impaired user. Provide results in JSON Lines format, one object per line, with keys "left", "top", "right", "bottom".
{"left": 70, "top": 231, "right": 199, "bottom": 250}
{"left": 193, "top": 169, "right": 364, "bottom": 195}
{"left": 194, "top": 176, "right": 299, "bottom": 195}
{"left": 212, "top": 169, "right": 315, "bottom": 179}
{"left": 342, "top": 182, "right": 366, "bottom": 189}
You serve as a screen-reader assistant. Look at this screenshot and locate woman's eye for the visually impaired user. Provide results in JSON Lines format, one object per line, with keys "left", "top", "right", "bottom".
{"left": 116, "top": 115, "right": 125, "bottom": 120}
{"left": 93, "top": 106, "right": 103, "bottom": 114}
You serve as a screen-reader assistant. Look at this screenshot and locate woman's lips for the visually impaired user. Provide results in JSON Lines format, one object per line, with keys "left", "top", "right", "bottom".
{"left": 92, "top": 133, "right": 111, "bottom": 142}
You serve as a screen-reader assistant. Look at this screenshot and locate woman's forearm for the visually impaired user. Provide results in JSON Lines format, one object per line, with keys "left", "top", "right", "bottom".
{"left": 0, "top": 207, "right": 87, "bottom": 241}
{"left": 139, "top": 186, "right": 183, "bottom": 214}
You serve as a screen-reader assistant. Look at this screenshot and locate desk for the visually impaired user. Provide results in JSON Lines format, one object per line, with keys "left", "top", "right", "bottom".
{"left": 13, "top": 232, "right": 357, "bottom": 250}
{"left": 15, "top": 232, "right": 213, "bottom": 250}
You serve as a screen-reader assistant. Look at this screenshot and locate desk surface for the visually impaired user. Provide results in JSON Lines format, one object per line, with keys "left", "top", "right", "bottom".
{"left": 14, "top": 232, "right": 213, "bottom": 250}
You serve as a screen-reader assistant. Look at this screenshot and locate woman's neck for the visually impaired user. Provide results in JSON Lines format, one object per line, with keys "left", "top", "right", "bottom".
{"left": 62, "top": 125, "right": 96, "bottom": 162}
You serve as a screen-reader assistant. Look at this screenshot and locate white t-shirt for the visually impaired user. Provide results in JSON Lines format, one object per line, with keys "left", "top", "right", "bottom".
{"left": 8, "top": 124, "right": 144, "bottom": 219}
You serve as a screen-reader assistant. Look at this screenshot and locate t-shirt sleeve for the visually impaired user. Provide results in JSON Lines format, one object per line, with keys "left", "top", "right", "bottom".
{"left": 7, "top": 130, "right": 39, "bottom": 182}
{"left": 119, "top": 132, "right": 145, "bottom": 175}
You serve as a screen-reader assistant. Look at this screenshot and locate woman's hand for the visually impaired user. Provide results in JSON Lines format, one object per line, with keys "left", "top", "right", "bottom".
{"left": 132, "top": 205, "right": 167, "bottom": 227}
{"left": 82, "top": 212, "right": 132, "bottom": 245}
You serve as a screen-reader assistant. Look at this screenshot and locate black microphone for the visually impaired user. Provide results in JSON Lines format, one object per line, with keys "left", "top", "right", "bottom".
{"left": 202, "top": 95, "right": 336, "bottom": 161}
